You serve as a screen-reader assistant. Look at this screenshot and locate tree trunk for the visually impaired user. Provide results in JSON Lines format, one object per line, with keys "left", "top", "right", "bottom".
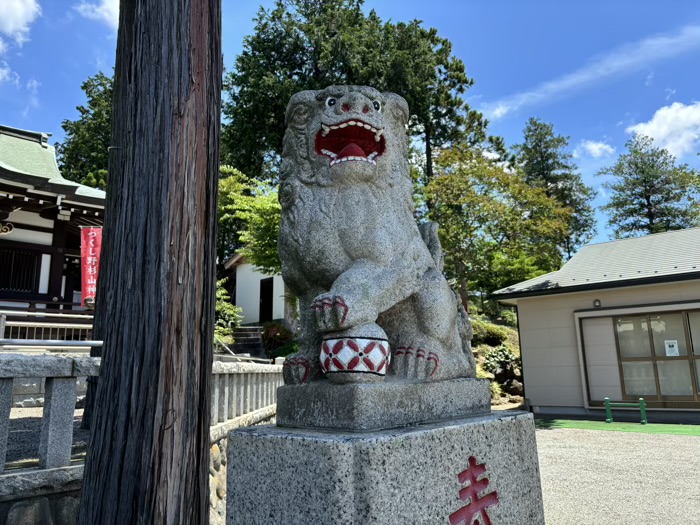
{"left": 425, "top": 126, "right": 434, "bottom": 213}
{"left": 77, "top": 0, "right": 221, "bottom": 523}
{"left": 645, "top": 192, "right": 655, "bottom": 234}
{"left": 425, "top": 127, "right": 434, "bottom": 184}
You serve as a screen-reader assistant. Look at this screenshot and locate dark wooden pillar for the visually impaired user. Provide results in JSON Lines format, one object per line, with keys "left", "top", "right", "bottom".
{"left": 47, "top": 219, "right": 67, "bottom": 308}
{"left": 77, "top": 0, "right": 221, "bottom": 523}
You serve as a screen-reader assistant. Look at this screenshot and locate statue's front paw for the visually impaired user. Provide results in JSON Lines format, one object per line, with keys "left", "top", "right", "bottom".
{"left": 311, "top": 293, "right": 351, "bottom": 332}
{"left": 390, "top": 347, "right": 440, "bottom": 380}
{"left": 282, "top": 354, "right": 317, "bottom": 385}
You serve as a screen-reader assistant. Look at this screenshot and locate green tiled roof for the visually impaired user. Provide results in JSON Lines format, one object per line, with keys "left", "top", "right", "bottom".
{"left": 0, "top": 124, "right": 105, "bottom": 203}
{"left": 493, "top": 227, "right": 700, "bottom": 300}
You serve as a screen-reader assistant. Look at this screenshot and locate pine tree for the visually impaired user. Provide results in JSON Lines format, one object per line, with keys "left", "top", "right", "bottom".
{"left": 55, "top": 72, "right": 112, "bottom": 186}
{"left": 513, "top": 117, "right": 596, "bottom": 258}
{"left": 222, "top": 0, "right": 502, "bottom": 182}
{"left": 598, "top": 134, "right": 700, "bottom": 238}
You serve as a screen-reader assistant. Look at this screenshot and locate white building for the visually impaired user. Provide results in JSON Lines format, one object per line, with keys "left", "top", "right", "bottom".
{"left": 493, "top": 228, "right": 700, "bottom": 417}
{"left": 224, "top": 254, "right": 288, "bottom": 325}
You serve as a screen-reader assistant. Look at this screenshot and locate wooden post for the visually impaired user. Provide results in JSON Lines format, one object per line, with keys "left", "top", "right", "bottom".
{"left": 77, "top": 0, "right": 221, "bottom": 523}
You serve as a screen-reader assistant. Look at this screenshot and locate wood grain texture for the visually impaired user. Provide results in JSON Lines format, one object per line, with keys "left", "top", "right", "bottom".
{"left": 78, "top": 0, "right": 221, "bottom": 523}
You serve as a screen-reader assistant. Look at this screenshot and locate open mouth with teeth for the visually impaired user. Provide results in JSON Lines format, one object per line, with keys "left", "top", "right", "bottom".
{"left": 315, "top": 119, "right": 386, "bottom": 167}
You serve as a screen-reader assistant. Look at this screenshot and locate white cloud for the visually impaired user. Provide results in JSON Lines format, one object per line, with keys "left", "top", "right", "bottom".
{"left": 574, "top": 140, "right": 616, "bottom": 159}
{"left": 665, "top": 87, "right": 676, "bottom": 100}
{"left": 0, "top": 38, "right": 7, "bottom": 56}
{"left": 482, "top": 25, "right": 700, "bottom": 119}
{"left": 626, "top": 101, "right": 700, "bottom": 158}
{"left": 0, "top": 0, "right": 41, "bottom": 46}
{"left": 21, "top": 78, "right": 40, "bottom": 118}
{"left": 645, "top": 71, "right": 654, "bottom": 86}
{"left": 0, "top": 61, "right": 20, "bottom": 85}
{"left": 75, "top": 0, "right": 119, "bottom": 30}
{"left": 26, "top": 78, "right": 39, "bottom": 93}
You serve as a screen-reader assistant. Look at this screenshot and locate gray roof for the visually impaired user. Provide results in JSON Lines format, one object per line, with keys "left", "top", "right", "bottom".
{"left": 493, "top": 227, "right": 700, "bottom": 300}
{"left": 0, "top": 124, "right": 105, "bottom": 203}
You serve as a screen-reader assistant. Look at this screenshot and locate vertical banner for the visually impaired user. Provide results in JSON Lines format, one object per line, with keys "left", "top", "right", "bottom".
{"left": 81, "top": 227, "right": 103, "bottom": 307}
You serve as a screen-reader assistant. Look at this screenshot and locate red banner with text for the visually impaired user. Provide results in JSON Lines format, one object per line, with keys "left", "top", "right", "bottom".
{"left": 80, "top": 227, "right": 102, "bottom": 307}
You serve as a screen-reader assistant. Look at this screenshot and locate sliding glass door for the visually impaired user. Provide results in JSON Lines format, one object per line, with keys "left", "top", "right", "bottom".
{"left": 614, "top": 310, "right": 700, "bottom": 404}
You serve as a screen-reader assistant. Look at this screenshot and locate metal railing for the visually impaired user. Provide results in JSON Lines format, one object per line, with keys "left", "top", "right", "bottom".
{"left": 2, "top": 321, "right": 93, "bottom": 342}
{"left": 0, "top": 312, "right": 94, "bottom": 349}
{"left": 0, "top": 310, "right": 94, "bottom": 321}
{"left": 604, "top": 397, "right": 648, "bottom": 425}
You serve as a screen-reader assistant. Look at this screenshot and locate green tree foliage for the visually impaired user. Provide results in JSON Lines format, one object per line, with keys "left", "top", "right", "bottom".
{"left": 218, "top": 166, "right": 282, "bottom": 274}
{"left": 234, "top": 180, "right": 282, "bottom": 275}
{"left": 222, "top": 0, "right": 502, "bottom": 182}
{"left": 218, "top": 166, "right": 251, "bottom": 262}
{"left": 512, "top": 118, "right": 596, "bottom": 258}
{"left": 81, "top": 169, "right": 108, "bottom": 191}
{"left": 598, "top": 134, "right": 700, "bottom": 238}
{"left": 215, "top": 278, "right": 242, "bottom": 346}
{"left": 426, "top": 147, "right": 568, "bottom": 299}
{"left": 55, "top": 72, "right": 112, "bottom": 186}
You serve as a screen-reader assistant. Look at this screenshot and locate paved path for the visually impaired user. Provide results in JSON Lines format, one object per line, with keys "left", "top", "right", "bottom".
{"left": 537, "top": 428, "right": 700, "bottom": 525}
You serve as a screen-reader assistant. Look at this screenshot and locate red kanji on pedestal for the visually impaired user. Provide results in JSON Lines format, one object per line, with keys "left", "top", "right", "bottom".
{"left": 448, "top": 456, "right": 499, "bottom": 525}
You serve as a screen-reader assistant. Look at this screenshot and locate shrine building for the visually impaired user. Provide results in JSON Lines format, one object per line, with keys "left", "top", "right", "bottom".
{"left": 0, "top": 124, "right": 105, "bottom": 311}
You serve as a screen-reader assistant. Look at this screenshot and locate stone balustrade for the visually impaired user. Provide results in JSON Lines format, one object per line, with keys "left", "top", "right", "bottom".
{"left": 0, "top": 354, "right": 283, "bottom": 524}
{"left": 0, "top": 353, "right": 282, "bottom": 480}
{"left": 0, "top": 355, "right": 100, "bottom": 474}
{"left": 209, "top": 360, "right": 284, "bottom": 442}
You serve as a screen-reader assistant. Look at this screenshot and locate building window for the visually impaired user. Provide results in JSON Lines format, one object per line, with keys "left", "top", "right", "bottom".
{"left": 0, "top": 247, "right": 41, "bottom": 293}
{"left": 614, "top": 311, "right": 700, "bottom": 402}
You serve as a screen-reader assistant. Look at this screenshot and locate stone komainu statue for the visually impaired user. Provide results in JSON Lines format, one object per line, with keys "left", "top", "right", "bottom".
{"left": 278, "top": 85, "right": 475, "bottom": 385}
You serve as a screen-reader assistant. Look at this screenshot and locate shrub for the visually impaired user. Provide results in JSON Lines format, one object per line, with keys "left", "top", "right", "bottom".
{"left": 272, "top": 338, "right": 300, "bottom": 359}
{"left": 497, "top": 309, "right": 518, "bottom": 328}
{"left": 475, "top": 362, "right": 493, "bottom": 380}
{"left": 476, "top": 363, "right": 507, "bottom": 403}
{"left": 471, "top": 318, "right": 509, "bottom": 347}
{"left": 489, "top": 381, "right": 505, "bottom": 402}
{"left": 214, "top": 278, "right": 242, "bottom": 346}
{"left": 472, "top": 344, "right": 493, "bottom": 358}
{"left": 482, "top": 345, "right": 522, "bottom": 381}
{"left": 261, "top": 321, "right": 295, "bottom": 358}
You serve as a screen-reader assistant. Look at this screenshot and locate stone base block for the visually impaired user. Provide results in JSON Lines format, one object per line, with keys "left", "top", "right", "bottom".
{"left": 228, "top": 411, "right": 544, "bottom": 525}
{"left": 277, "top": 378, "right": 490, "bottom": 431}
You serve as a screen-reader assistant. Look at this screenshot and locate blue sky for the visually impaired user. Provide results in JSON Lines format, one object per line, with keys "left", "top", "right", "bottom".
{"left": 2, "top": 0, "right": 700, "bottom": 243}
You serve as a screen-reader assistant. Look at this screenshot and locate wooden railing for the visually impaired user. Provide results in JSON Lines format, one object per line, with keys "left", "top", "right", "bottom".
{"left": 0, "top": 353, "right": 283, "bottom": 498}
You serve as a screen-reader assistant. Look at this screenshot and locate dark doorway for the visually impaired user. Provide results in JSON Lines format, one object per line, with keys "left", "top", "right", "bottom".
{"left": 259, "top": 277, "right": 274, "bottom": 323}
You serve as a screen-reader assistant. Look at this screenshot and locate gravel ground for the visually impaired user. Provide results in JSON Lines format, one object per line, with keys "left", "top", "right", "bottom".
{"left": 537, "top": 428, "right": 700, "bottom": 525}
{"left": 6, "top": 407, "right": 89, "bottom": 465}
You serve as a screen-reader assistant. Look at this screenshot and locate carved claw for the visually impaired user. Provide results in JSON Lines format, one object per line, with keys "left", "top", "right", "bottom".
{"left": 283, "top": 356, "right": 313, "bottom": 385}
{"left": 311, "top": 293, "right": 350, "bottom": 332}
{"left": 390, "top": 347, "right": 439, "bottom": 380}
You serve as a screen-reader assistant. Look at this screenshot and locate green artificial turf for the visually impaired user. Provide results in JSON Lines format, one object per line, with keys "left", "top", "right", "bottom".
{"left": 535, "top": 418, "right": 700, "bottom": 436}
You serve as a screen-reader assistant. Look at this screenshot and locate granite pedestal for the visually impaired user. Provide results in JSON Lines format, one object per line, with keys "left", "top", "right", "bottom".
{"left": 227, "top": 410, "right": 545, "bottom": 525}
{"left": 277, "top": 378, "right": 491, "bottom": 431}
